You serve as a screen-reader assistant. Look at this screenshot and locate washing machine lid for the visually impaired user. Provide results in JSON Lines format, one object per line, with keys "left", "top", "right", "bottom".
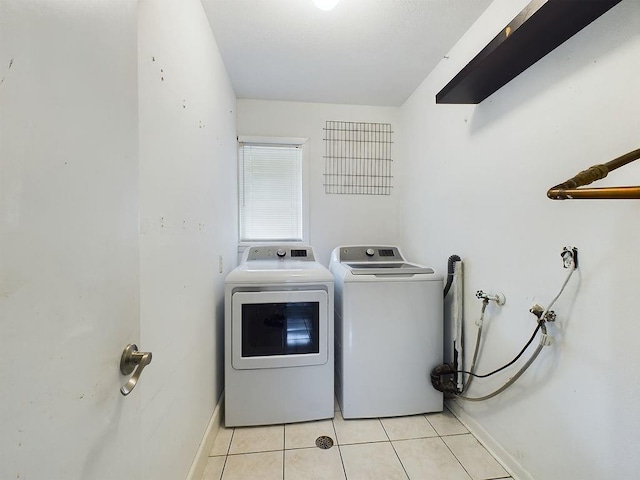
{"left": 344, "top": 262, "right": 434, "bottom": 275}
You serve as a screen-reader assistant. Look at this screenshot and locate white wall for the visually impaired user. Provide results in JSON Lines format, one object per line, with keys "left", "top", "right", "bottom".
{"left": 138, "top": 1, "right": 237, "bottom": 478}
{"left": 237, "top": 100, "right": 401, "bottom": 266}
{"left": 400, "top": 1, "right": 640, "bottom": 479}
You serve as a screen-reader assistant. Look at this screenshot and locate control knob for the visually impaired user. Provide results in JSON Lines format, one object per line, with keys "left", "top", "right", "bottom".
{"left": 365, "top": 248, "right": 375, "bottom": 257}
{"left": 276, "top": 249, "right": 287, "bottom": 258}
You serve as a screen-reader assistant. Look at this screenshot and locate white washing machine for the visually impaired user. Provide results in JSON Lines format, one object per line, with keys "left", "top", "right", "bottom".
{"left": 224, "top": 245, "right": 334, "bottom": 427}
{"left": 330, "top": 245, "right": 443, "bottom": 419}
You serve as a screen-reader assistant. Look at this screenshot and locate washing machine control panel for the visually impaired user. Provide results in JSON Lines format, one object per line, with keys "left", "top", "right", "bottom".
{"left": 339, "top": 246, "right": 403, "bottom": 262}
{"left": 336, "top": 246, "right": 435, "bottom": 276}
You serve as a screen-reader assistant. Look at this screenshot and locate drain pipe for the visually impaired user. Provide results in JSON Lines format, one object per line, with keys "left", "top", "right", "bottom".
{"left": 443, "top": 255, "right": 464, "bottom": 392}
{"left": 443, "top": 255, "right": 461, "bottom": 298}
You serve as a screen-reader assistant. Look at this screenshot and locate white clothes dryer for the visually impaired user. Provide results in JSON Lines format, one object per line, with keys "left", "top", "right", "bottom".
{"left": 224, "top": 245, "right": 334, "bottom": 427}
{"left": 330, "top": 245, "right": 443, "bottom": 419}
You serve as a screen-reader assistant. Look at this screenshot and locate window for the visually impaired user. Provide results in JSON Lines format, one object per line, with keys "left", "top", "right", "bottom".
{"left": 238, "top": 137, "right": 308, "bottom": 244}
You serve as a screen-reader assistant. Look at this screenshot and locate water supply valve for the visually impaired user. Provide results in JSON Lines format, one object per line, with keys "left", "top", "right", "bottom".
{"left": 475, "top": 290, "right": 506, "bottom": 305}
{"left": 530, "top": 304, "right": 556, "bottom": 322}
{"left": 561, "top": 246, "right": 578, "bottom": 268}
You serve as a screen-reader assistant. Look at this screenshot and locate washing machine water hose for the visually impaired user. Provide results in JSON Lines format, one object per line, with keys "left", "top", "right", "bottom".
{"left": 455, "top": 322, "right": 547, "bottom": 401}
{"left": 433, "top": 258, "right": 576, "bottom": 401}
{"left": 458, "top": 299, "right": 487, "bottom": 395}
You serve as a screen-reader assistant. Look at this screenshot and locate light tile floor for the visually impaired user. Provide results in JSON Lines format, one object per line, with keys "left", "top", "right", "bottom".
{"left": 202, "top": 398, "right": 512, "bottom": 480}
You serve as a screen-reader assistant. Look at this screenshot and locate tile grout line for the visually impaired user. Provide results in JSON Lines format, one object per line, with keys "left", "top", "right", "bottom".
{"left": 443, "top": 429, "right": 512, "bottom": 480}
{"left": 379, "top": 418, "right": 411, "bottom": 480}
{"left": 425, "top": 410, "right": 477, "bottom": 480}
{"left": 423, "top": 412, "right": 444, "bottom": 436}
{"left": 218, "top": 427, "right": 235, "bottom": 480}
{"left": 281, "top": 448, "right": 285, "bottom": 480}
{"left": 440, "top": 433, "right": 475, "bottom": 480}
{"left": 282, "top": 424, "right": 286, "bottom": 480}
{"left": 331, "top": 414, "right": 349, "bottom": 480}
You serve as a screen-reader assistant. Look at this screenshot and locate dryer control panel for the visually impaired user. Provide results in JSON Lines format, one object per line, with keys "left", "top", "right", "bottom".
{"left": 246, "top": 245, "right": 316, "bottom": 262}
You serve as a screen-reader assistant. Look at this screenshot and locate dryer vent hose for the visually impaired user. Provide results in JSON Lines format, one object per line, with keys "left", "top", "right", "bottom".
{"left": 443, "top": 255, "right": 462, "bottom": 298}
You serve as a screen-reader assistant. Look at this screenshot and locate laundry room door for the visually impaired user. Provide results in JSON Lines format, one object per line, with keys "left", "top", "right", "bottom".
{"left": 0, "top": 1, "right": 143, "bottom": 479}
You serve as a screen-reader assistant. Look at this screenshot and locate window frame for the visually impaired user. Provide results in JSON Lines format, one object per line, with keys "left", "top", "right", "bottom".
{"left": 237, "top": 136, "right": 310, "bottom": 252}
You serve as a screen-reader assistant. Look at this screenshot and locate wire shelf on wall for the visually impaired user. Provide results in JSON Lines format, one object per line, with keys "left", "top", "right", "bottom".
{"left": 323, "top": 121, "right": 393, "bottom": 195}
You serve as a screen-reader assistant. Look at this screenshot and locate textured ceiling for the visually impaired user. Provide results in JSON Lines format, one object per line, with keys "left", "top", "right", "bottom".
{"left": 202, "top": 0, "right": 492, "bottom": 107}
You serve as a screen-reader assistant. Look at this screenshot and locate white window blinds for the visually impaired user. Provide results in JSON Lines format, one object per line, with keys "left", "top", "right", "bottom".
{"left": 239, "top": 143, "right": 303, "bottom": 242}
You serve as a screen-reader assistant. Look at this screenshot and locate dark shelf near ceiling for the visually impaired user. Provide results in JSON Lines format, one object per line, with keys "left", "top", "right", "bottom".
{"left": 435, "top": 0, "right": 622, "bottom": 105}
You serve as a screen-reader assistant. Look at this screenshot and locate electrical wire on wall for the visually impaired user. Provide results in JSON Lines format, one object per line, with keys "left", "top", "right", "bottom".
{"left": 432, "top": 247, "right": 578, "bottom": 401}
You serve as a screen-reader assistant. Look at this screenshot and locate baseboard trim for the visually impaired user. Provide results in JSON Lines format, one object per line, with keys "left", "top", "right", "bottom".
{"left": 446, "top": 399, "right": 535, "bottom": 480}
{"left": 186, "top": 391, "right": 224, "bottom": 480}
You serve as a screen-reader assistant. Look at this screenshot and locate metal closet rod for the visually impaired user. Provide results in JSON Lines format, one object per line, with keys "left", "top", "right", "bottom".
{"left": 547, "top": 148, "right": 640, "bottom": 200}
